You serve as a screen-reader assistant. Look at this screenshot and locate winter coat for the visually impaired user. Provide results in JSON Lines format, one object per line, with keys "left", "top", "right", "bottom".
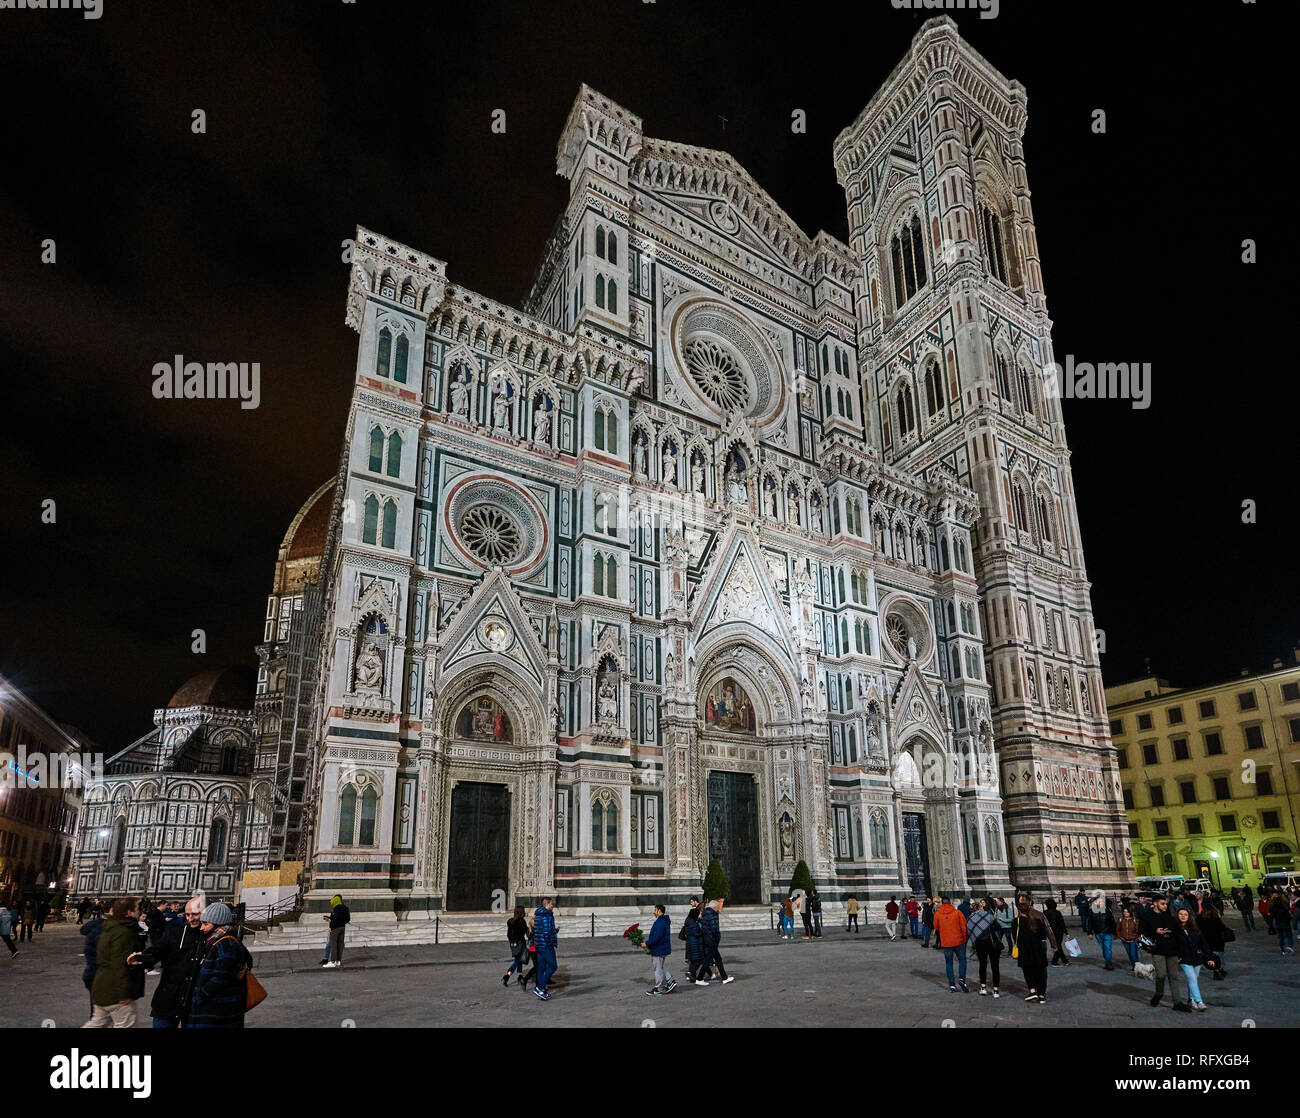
{"left": 91, "top": 916, "right": 146, "bottom": 1006}
{"left": 1116, "top": 912, "right": 1140, "bottom": 942}
{"left": 140, "top": 918, "right": 208, "bottom": 1025}
{"left": 80, "top": 917, "right": 104, "bottom": 985}
{"left": 1198, "top": 910, "right": 1229, "bottom": 953}
{"left": 646, "top": 913, "right": 672, "bottom": 957}
{"left": 883, "top": 901, "right": 898, "bottom": 920}
{"left": 506, "top": 916, "right": 528, "bottom": 953}
{"left": 904, "top": 900, "right": 920, "bottom": 920}
{"left": 1044, "top": 906, "right": 1067, "bottom": 944}
{"left": 1176, "top": 926, "right": 1212, "bottom": 968}
{"left": 1139, "top": 906, "right": 1181, "bottom": 957}
{"left": 1087, "top": 907, "right": 1116, "bottom": 936}
{"left": 966, "top": 909, "right": 996, "bottom": 945}
{"left": 533, "top": 906, "right": 558, "bottom": 950}
{"left": 1013, "top": 907, "right": 1055, "bottom": 969}
{"left": 808, "top": 894, "right": 822, "bottom": 914}
{"left": 934, "top": 904, "right": 968, "bottom": 948}
{"left": 682, "top": 910, "right": 705, "bottom": 962}
{"left": 329, "top": 902, "right": 351, "bottom": 930}
{"left": 921, "top": 902, "right": 935, "bottom": 928}
{"left": 1270, "top": 895, "right": 1292, "bottom": 924}
{"left": 994, "top": 905, "right": 1014, "bottom": 930}
{"left": 700, "top": 905, "right": 722, "bottom": 949}
{"left": 848, "top": 898, "right": 862, "bottom": 916}
{"left": 188, "top": 930, "right": 253, "bottom": 1029}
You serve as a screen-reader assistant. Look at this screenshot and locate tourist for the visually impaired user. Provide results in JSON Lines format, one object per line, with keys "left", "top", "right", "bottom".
{"left": 532, "top": 896, "right": 559, "bottom": 1000}
{"left": 920, "top": 897, "right": 935, "bottom": 948}
{"left": 79, "top": 909, "right": 104, "bottom": 1009}
{"left": 83, "top": 898, "right": 146, "bottom": 1029}
{"left": 683, "top": 901, "right": 707, "bottom": 982}
{"left": 35, "top": 897, "right": 49, "bottom": 932}
{"left": 1140, "top": 894, "right": 1190, "bottom": 1012}
{"left": 700, "top": 898, "right": 733, "bottom": 984}
{"left": 1233, "top": 888, "right": 1255, "bottom": 931}
{"left": 934, "top": 895, "right": 968, "bottom": 993}
{"left": 1269, "top": 891, "right": 1295, "bottom": 954}
{"left": 129, "top": 897, "right": 207, "bottom": 1028}
{"left": 188, "top": 902, "right": 254, "bottom": 1028}
{"left": 796, "top": 891, "right": 811, "bottom": 940}
{"left": 967, "top": 897, "right": 1000, "bottom": 997}
{"left": 0, "top": 904, "right": 16, "bottom": 959}
{"left": 1197, "top": 901, "right": 1231, "bottom": 980}
{"left": 503, "top": 904, "right": 530, "bottom": 987}
{"left": 1174, "top": 907, "right": 1215, "bottom": 1011}
{"left": 1086, "top": 890, "right": 1117, "bottom": 971}
{"left": 809, "top": 888, "right": 823, "bottom": 938}
{"left": 321, "top": 893, "right": 350, "bottom": 969}
{"left": 644, "top": 903, "right": 677, "bottom": 995}
{"left": 21, "top": 899, "right": 34, "bottom": 942}
{"left": 77, "top": 897, "right": 90, "bottom": 925}
{"left": 1013, "top": 894, "right": 1057, "bottom": 1003}
{"left": 957, "top": 895, "right": 973, "bottom": 921}
{"left": 846, "top": 895, "right": 861, "bottom": 934}
{"left": 994, "top": 898, "right": 1015, "bottom": 955}
{"left": 904, "top": 896, "right": 920, "bottom": 939}
{"left": 1116, "top": 905, "right": 1141, "bottom": 969}
{"left": 1044, "top": 900, "right": 1070, "bottom": 966}
{"left": 1072, "top": 888, "right": 1089, "bottom": 931}
{"left": 1259, "top": 890, "right": 1274, "bottom": 934}
{"left": 883, "top": 896, "right": 898, "bottom": 941}
{"left": 781, "top": 895, "right": 795, "bottom": 940}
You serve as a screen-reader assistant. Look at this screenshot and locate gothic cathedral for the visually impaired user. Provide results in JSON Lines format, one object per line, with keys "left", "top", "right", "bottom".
{"left": 303, "top": 17, "right": 1131, "bottom": 924}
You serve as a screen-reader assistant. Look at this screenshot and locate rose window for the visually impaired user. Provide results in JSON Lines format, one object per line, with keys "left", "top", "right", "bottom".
{"left": 886, "top": 615, "right": 909, "bottom": 655}
{"left": 685, "top": 338, "right": 750, "bottom": 413}
{"left": 458, "top": 504, "right": 522, "bottom": 565}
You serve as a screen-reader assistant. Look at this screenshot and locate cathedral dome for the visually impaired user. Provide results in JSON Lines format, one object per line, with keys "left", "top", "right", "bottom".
{"left": 166, "top": 665, "right": 256, "bottom": 710}
{"left": 282, "top": 480, "right": 334, "bottom": 561}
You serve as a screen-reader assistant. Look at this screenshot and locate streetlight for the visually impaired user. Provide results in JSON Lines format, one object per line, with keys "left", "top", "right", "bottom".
{"left": 1209, "top": 850, "right": 1222, "bottom": 892}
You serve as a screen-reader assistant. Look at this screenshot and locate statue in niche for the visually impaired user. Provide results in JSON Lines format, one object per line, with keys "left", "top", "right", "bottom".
{"left": 597, "top": 671, "right": 618, "bottom": 722}
{"left": 492, "top": 383, "right": 511, "bottom": 434}
{"left": 633, "top": 434, "right": 647, "bottom": 476}
{"left": 449, "top": 370, "right": 470, "bottom": 418}
{"left": 532, "top": 400, "right": 551, "bottom": 446}
{"left": 662, "top": 445, "right": 676, "bottom": 487}
{"left": 779, "top": 813, "right": 795, "bottom": 861}
{"left": 809, "top": 498, "right": 823, "bottom": 534}
{"left": 725, "top": 462, "right": 748, "bottom": 506}
{"left": 690, "top": 454, "right": 704, "bottom": 494}
{"left": 906, "top": 635, "right": 917, "bottom": 661}
{"left": 355, "top": 642, "right": 384, "bottom": 692}
{"left": 1026, "top": 663, "right": 1038, "bottom": 702}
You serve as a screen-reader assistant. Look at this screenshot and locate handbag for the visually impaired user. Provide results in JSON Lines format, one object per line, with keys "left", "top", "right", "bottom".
{"left": 217, "top": 935, "right": 268, "bottom": 1012}
{"left": 1063, "top": 936, "right": 1083, "bottom": 958}
{"left": 1011, "top": 917, "right": 1019, "bottom": 959}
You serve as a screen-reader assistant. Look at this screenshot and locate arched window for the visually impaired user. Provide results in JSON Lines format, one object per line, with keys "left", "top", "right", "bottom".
{"left": 605, "top": 799, "right": 618, "bottom": 851}
{"left": 979, "top": 198, "right": 1008, "bottom": 285}
{"left": 362, "top": 495, "right": 379, "bottom": 545}
{"left": 590, "top": 797, "right": 619, "bottom": 852}
{"left": 595, "top": 225, "right": 606, "bottom": 259}
{"left": 896, "top": 382, "right": 916, "bottom": 438}
{"left": 207, "top": 818, "right": 227, "bottom": 865}
{"left": 110, "top": 818, "right": 126, "bottom": 864}
{"left": 359, "top": 786, "right": 378, "bottom": 845}
{"left": 996, "top": 353, "right": 1013, "bottom": 402}
{"left": 337, "top": 785, "right": 357, "bottom": 846}
{"left": 376, "top": 327, "right": 392, "bottom": 379}
{"left": 925, "top": 360, "right": 944, "bottom": 416}
{"left": 605, "top": 555, "right": 617, "bottom": 597}
{"left": 1037, "top": 494, "right": 1054, "bottom": 543}
{"left": 940, "top": 536, "right": 950, "bottom": 570}
{"left": 1018, "top": 364, "right": 1034, "bottom": 414}
{"left": 368, "top": 427, "right": 384, "bottom": 472}
{"left": 394, "top": 334, "right": 409, "bottom": 384}
{"left": 386, "top": 431, "right": 402, "bottom": 478}
{"left": 593, "top": 408, "right": 605, "bottom": 450}
{"left": 1012, "top": 485, "right": 1029, "bottom": 531}
{"left": 985, "top": 819, "right": 1002, "bottom": 861}
{"left": 607, "top": 232, "right": 617, "bottom": 266}
{"left": 381, "top": 499, "right": 397, "bottom": 549}
{"left": 890, "top": 212, "right": 928, "bottom": 309}
{"left": 607, "top": 280, "right": 618, "bottom": 315}
{"left": 595, "top": 274, "right": 606, "bottom": 309}
{"left": 592, "top": 552, "right": 605, "bottom": 596}
{"left": 591, "top": 800, "right": 604, "bottom": 850}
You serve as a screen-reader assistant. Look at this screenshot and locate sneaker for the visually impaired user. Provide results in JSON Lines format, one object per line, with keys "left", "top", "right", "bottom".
{"left": 664, "top": 980, "right": 677, "bottom": 993}
{"left": 1193, "top": 1001, "right": 1207, "bottom": 1011}
{"left": 992, "top": 990, "right": 1000, "bottom": 999}
{"left": 645, "top": 988, "right": 661, "bottom": 996}
{"left": 949, "top": 985, "right": 957, "bottom": 993}
{"left": 721, "top": 976, "right": 735, "bottom": 985}
{"left": 320, "top": 960, "right": 330, "bottom": 968}
{"left": 1025, "top": 993, "right": 1039, "bottom": 1002}
{"left": 694, "top": 979, "right": 710, "bottom": 986}
{"left": 1286, "top": 948, "right": 1295, "bottom": 955}
{"left": 1172, "top": 1002, "right": 1192, "bottom": 1012}
{"left": 978, "top": 986, "right": 987, "bottom": 996}
{"left": 1038, "top": 995, "right": 1047, "bottom": 1004}
{"left": 959, "top": 980, "right": 969, "bottom": 993}
{"left": 534, "top": 988, "right": 549, "bottom": 1000}
{"left": 147, "top": 969, "right": 162, "bottom": 976}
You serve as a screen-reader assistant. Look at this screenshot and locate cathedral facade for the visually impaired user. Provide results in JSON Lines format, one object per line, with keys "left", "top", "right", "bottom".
{"left": 302, "top": 17, "right": 1130, "bottom": 921}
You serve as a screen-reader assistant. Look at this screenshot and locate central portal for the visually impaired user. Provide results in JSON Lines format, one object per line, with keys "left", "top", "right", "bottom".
{"left": 707, "top": 770, "right": 761, "bottom": 903}
{"left": 902, "top": 811, "right": 931, "bottom": 897}
{"left": 446, "top": 781, "right": 510, "bottom": 911}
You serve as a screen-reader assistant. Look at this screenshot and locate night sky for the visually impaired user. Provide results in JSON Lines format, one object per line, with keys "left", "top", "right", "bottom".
{"left": 0, "top": 1, "right": 1286, "bottom": 750}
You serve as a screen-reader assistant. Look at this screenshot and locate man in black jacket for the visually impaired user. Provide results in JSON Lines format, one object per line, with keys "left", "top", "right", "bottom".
{"left": 1139, "top": 895, "right": 1189, "bottom": 1011}
{"left": 127, "top": 897, "right": 207, "bottom": 1028}
{"left": 322, "top": 894, "right": 350, "bottom": 968}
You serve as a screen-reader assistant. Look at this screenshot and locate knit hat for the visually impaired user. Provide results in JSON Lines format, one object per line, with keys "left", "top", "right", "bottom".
{"left": 201, "top": 902, "right": 234, "bottom": 926}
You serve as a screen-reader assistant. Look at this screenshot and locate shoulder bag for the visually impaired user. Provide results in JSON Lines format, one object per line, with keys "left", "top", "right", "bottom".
{"left": 217, "top": 935, "right": 268, "bottom": 1011}
{"left": 1011, "top": 917, "right": 1019, "bottom": 959}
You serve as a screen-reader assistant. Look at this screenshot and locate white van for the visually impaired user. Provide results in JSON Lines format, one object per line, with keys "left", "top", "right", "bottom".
{"left": 1261, "top": 871, "right": 1300, "bottom": 891}
{"left": 1136, "top": 875, "right": 1185, "bottom": 892}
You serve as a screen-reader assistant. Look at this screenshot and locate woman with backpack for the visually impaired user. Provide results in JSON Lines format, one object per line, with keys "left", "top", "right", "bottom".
{"left": 503, "top": 905, "right": 530, "bottom": 987}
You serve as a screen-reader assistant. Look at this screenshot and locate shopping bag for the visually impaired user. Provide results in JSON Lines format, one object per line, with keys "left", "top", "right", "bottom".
{"left": 1063, "top": 936, "right": 1083, "bottom": 957}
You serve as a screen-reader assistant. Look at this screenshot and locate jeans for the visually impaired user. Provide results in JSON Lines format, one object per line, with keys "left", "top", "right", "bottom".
{"left": 1152, "top": 953, "right": 1188, "bottom": 1004}
{"left": 781, "top": 915, "right": 794, "bottom": 936}
{"left": 1121, "top": 939, "right": 1139, "bottom": 966}
{"left": 1180, "top": 963, "right": 1203, "bottom": 1004}
{"left": 908, "top": 916, "right": 919, "bottom": 937}
{"left": 1239, "top": 907, "right": 1254, "bottom": 929}
{"left": 812, "top": 913, "right": 823, "bottom": 937}
{"left": 1278, "top": 925, "right": 1295, "bottom": 952}
{"left": 324, "top": 926, "right": 345, "bottom": 963}
{"left": 943, "top": 944, "right": 967, "bottom": 986}
{"left": 506, "top": 946, "right": 528, "bottom": 975}
{"left": 535, "top": 946, "right": 557, "bottom": 993}
{"left": 848, "top": 914, "right": 859, "bottom": 932}
{"left": 922, "top": 926, "right": 932, "bottom": 947}
{"left": 702, "top": 944, "right": 728, "bottom": 980}
{"left": 1095, "top": 933, "right": 1114, "bottom": 964}
{"left": 974, "top": 938, "right": 1000, "bottom": 987}
{"left": 1000, "top": 925, "right": 1016, "bottom": 954}
{"left": 0, "top": 933, "right": 14, "bottom": 955}
{"left": 152, "top": 1017, "right": 177, "bottom": 1029}
{"left": 801, "top": 914, "right": 812, "bottom": 937}
{"left": 652, "top": 955, "right": 673, "bottom": 988}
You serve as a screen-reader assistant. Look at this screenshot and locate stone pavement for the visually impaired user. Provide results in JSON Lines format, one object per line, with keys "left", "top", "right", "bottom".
{"left": 4, "top": 911, "right": 1295, "bottom": 1028}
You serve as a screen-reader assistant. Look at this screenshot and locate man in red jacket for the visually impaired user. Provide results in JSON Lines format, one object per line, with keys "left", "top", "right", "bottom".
{"left": 884, "top": 897, "right": 900, "bottom": 941}
{"left": 934, "top": 896, "right": 969, "bottom": 992}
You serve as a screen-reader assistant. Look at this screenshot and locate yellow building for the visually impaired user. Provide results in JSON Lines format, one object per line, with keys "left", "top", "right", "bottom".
{"left": 1105, "top": 653, "right": 1300, "bottom": 890}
